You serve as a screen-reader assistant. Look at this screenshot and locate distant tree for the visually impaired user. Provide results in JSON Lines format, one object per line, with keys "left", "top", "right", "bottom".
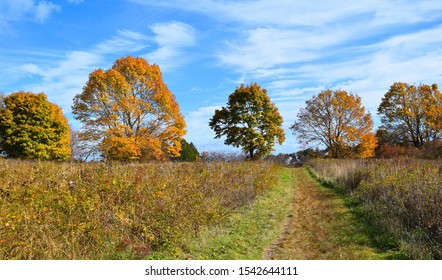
{"left": 70, "top": 130, "right": 95, "bottom": 161}
{"left": 200, "top": 151, "right": 245, "bottom": 162}
{"left": 209, "top": 83, "right": 285, "bottom": 160}
{"left": 174, "top": 139, "right": 199, "bottom": 162}
{"left": 291, "top": 89, "right": 377, "bottom": 158}
{"left": 0, "top": 91, "right": 71, "bottom": 160}
{"left": 377, "top": 82, "right": 442, "bottom": 148}
{"left": 296, "top": 148, "right": 325, "bottom": 162}
{"left": 0, "top": 92, "right": 5, "bottom": 156}
{"left": 0, "top": 92, "right": 5, "bottom": 110}
{"left": 72, "top": 56, "right": 186, "bottom": 161}
{"left": 265, "top": 153, "right": 297, "bottom": 167}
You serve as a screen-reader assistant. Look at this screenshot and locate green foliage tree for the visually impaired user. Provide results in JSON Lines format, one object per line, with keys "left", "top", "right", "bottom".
{"left": 174, "top": 139, "right": 199, "bottom": 161}
{"left": 209, "top": 83, "right": 285, "bottom": 160}
{"left": 291, "top": 89, "right": 377, "bottom": 158}
{"left": 377, "top": 82, "right": 442, "bottom": 148}
{"left": 72, "top": 56, "right": 186, "bottom": 161}
{"left": 0, "top": 91, "right": 71, "bottom": 160}
{"left": 296, "top": 148, "right": 325, "bottom": 162}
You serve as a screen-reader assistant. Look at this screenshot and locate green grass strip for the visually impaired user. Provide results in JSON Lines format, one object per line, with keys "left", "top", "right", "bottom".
{"left": 177, "top": 167, "right": 295, "bottom": 260}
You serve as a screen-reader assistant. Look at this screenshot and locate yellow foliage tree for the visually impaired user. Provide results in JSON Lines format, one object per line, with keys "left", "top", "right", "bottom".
{"left": 0, "top": 91, "right": 71, "bottom": 160}
{"left": 377, "top": 82, "right": 442, "bottom": 148}
{"left": 291, "top": 89, "right": 377, "bottom": 158}
{"left": 72, "top": 56, "right": 186, "bottom": 161}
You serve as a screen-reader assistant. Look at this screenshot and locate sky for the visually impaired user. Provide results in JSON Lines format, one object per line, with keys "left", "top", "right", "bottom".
{"left": 1, "top": 0, "right": 442, "bottom": 155}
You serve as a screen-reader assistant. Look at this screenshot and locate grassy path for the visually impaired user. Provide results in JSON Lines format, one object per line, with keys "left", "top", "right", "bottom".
{"left": 177, "top": 167, "right": 296, "bottom": 260}
{"left": 265, "top": 168, "right": 403, "bottom": 260}
{"left": 172, "top": 167, "right": 403, "bottom": 260}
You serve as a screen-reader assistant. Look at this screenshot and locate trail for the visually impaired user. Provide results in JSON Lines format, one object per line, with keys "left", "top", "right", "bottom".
{"left": 263, "top": 168, "right": 386, "bottom": 260}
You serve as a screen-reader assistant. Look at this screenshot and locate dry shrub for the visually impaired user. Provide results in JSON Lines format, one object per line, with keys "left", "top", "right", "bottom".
{"left": 376, "top": 143, "right": 420, "bottom": 158}
{"left": 0, "top": 159, "right": 278, "bottom": 259}
{"left": 308, "top": 158, "right": 442, "bottom": 259}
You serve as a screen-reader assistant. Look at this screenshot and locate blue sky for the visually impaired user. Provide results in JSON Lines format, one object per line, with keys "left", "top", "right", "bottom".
{"left": 1, "top": 0, "right": 442, "bottom": 154}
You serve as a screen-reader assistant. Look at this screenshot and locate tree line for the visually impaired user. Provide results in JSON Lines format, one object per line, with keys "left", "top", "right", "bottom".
{"left": 1, "top": 55, "right": 441, "bottom": 162}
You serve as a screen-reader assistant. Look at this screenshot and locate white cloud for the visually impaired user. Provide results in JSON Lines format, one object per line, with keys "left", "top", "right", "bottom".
{"left": 21, "top": 63, "right": 42, "bottom": 75}
{"left": 151, "top": 22, "right": 196, "bottom": 47}
{"left": 34, "top": 1, "right": 60, "bottom": 22}
{"left": 96, "top": 30, "right": 149, "bottom": 54}
{"left": 144, "top": 22, "right": 196, "bottom": 70}
{"left": 0, "top": 0, "right": 60, "bottom": 24}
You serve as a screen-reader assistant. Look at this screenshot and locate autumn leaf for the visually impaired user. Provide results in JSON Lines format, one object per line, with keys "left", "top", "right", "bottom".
{"left": 72, "top": 56, "right": 186, "bottom": 161}
{"left": 0, "top": 91, "right": 71, "bottom": 160}
{"left": 291, "top": 89, "right": 376, "bottom": 158}
{"left": 377, "top": 82, "right": 442, "bottom": 148}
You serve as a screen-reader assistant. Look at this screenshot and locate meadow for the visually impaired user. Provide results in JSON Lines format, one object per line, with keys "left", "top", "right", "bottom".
{"left": 0, "top": 159, "right": 279, "bottom": 259}
{"left": 308, "top": 158, "right": 442, "bottom": 259}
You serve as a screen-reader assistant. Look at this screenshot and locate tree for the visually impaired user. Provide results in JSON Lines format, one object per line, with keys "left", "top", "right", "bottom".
{"left": 209, "top": 83, "right": 285, "bottom": 160}
{"left": 173, "top": 139, "right": 199, "bottom": 162}
{"left": 0, "top": 91, "right": 71, "bottom": 160}
{"left": 291, "top": 89, "right": 377, "bottom": 158}
{"left": 69, "top": 129, "right": 94, "bottom": 162}
{"left": 377, "top": 82, "right": 442, "bottom": 148}
{"left": 0, "top": 92, "right": 5, "bottom": 156}
{"left": 72, "top": 56, "right": 186, "bottom": 161}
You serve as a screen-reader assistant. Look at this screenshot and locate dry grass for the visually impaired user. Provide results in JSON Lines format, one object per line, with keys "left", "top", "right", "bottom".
{"left": 308, "top": 158, "right": 442, "bottom": 259}
{"left": 0, "top": 159, "right": 279, "bottom": 259}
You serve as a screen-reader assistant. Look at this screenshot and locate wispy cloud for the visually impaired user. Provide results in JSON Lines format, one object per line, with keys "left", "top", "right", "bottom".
{"left": 144, "top": 22, "right": 197, "bottom": 70}
{"left": 129, "top": 0, "right": 442, "bottom": 27}
{"left": 0, "top": 0, "right": 61, "bottom": 24}
{"left": 15, "top": 29, "right": 151, "bottom": 112}
{"left": 11, "top": 23, "right": 196, "bottom": 115}
{"left": 34, "top": 1, "right": 60, "bottom": 22}
{"left": 96, "top": 30, "right": 150, "bottom": 54}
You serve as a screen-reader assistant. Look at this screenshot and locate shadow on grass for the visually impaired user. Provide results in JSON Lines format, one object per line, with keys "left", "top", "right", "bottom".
{"left": 306, "top": 168, "right": 409, "bottom": 260}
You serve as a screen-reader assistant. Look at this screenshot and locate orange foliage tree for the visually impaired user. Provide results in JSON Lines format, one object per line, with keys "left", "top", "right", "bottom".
{"left": 377, "top": 82, "right": 442, "bottom": 149}
{"left": 0, "top": 91, "right": 71, "bottom": 160}
{"left": 72, "top": 56, "right": 186, "bottom": 161}
{"left": 291, "top": 89, "right": 377, "bottom": 158}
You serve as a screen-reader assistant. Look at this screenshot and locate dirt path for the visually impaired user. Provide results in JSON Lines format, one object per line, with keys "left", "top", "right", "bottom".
{"left": 264, "top": 168, "right": 384, "bottom": 260}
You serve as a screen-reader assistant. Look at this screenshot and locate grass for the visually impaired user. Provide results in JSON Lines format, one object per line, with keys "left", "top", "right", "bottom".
{"left": 0, "top": 159, "right": 279, "bottom": 259}
{"left": 308, "top": 158, "right": 442, "bottom": 259}
{"left": 167, "top": 168, "right": 296, "bottom": 260}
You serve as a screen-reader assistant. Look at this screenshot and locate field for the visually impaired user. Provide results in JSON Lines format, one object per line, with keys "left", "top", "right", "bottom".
{"left": 2, "top": 158, "right": 442, "bottom": 260}
{"left": 0, "top": 159, "right": 280, "bottom": 259}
